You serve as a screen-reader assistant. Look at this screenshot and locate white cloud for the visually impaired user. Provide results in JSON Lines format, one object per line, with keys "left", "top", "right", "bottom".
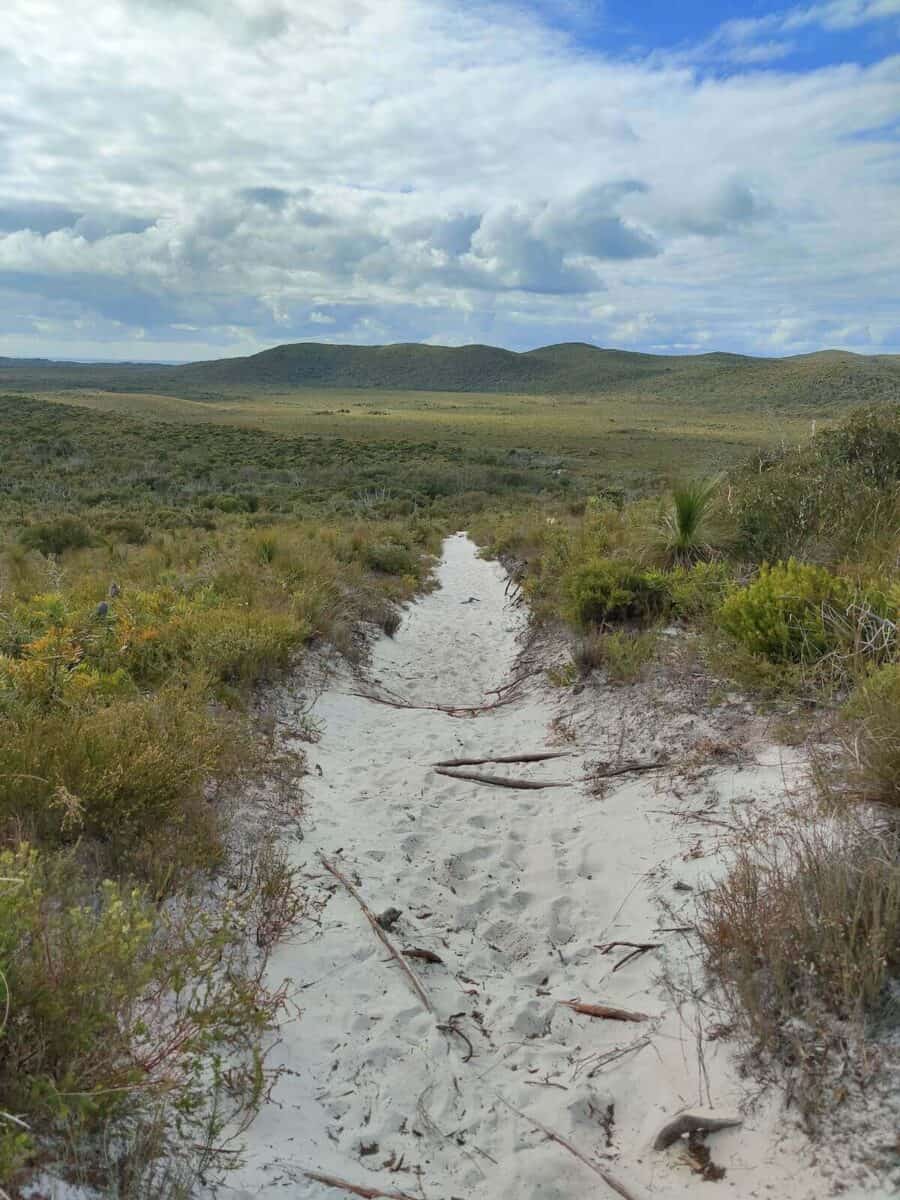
{"left": 0, "top": 0, "right": 897, "bottom": 358}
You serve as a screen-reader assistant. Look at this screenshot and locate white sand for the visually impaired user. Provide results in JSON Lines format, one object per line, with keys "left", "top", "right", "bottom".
{"left": 220, "top": 533, "right": 876, "bottom": 1200}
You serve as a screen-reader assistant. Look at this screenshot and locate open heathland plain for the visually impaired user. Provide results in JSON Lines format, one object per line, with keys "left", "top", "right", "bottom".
{"left": 1, "top": 349, "right": 900, "bottom": 1198}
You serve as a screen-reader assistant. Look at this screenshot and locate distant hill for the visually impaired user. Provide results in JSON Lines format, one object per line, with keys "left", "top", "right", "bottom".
{"left": 2, "top": 341, "right": 900, "bottom": 409}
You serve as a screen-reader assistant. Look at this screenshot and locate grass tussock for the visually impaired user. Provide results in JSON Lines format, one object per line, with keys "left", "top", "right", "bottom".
{"left": 838, "top": 664, "right": 900, "bottom": 807}
{"left": 698, "top": 819, "right": 900, "bottom": 1121}
{"left": 573, "top": 628, "right": 659, "bottom": 683}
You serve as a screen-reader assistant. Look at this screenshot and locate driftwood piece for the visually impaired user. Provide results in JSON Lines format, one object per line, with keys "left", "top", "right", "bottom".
{"left": 303, "top": 1170, "right": 419, "bottom": 1199}
{"left": 434, "top": 751, "right": 572, "bottom": 768}
{"left": 435, "top": 767, "right": 569, "bottom": 790}
{"left": 653, "top": 1109, "right": 743, "bottom": 1151}
{"left": 559, "top": 1000, "right": 649, "bottom": 1023}
{"left": 499, "top": 1097, "right": 645, "bottom": 1200}
{"left": 318, "top": 855, "right": 434, "bottom": 1015}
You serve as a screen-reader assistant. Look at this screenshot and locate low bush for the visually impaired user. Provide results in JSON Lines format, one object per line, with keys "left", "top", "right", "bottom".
{"left": 565, "top": 558, "right": 670, "bottom": 628}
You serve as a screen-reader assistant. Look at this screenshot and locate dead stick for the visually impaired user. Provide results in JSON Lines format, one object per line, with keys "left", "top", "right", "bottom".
{"left": 434, "top": 752, "right": 572, "bottom": 768}
{"left": 303, "top": 1170, "right": 418, "bottom": 1199}
{"left": 318, "top": 855, "right": 434, "bottom": 1015}
{"left": 499, "top": 1097, "right": 645, "bottom": 1200}
{"left": 435, "top": 768, "right": 569, "bottom": 790}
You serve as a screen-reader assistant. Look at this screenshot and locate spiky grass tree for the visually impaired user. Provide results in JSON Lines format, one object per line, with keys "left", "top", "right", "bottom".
{"left": 660, "top": 475, "right": 721, "bottom": 565}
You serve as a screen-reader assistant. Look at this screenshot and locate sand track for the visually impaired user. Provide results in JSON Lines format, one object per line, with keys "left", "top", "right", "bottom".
{"left": 222, "top": 533, "right": 843, "bottom": 1200}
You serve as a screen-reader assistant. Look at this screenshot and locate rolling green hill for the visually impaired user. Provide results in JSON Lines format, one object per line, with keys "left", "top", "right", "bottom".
{"left": 2, "top": 341, "right": 900, "bottom": 410}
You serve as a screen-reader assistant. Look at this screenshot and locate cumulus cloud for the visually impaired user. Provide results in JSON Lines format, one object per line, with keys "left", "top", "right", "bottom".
{"left": 0, "top": 0, "right": 897, "bottom": 358}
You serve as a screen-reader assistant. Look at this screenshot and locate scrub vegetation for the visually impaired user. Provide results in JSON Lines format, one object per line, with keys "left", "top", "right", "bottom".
{"left": 475, "top": 402, "right": 900, "bottom": 1109}
{"left": 1, "top": 372, "right": 899, "bottom": 1187}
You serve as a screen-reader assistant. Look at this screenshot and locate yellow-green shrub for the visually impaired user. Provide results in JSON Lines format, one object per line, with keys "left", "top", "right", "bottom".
{"left": 718, "top": 559, "right": 857, "bottom": 663}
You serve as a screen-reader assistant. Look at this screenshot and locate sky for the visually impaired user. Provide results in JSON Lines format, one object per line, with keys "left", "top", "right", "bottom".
{"left": 0, "top": 0, "right": 898, "bottom": 361}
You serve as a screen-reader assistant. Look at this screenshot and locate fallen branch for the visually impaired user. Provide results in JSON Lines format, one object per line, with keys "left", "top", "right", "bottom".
{"left": 499, "top": 1097, "right": 645, "bottom": 1200}
{"left": 303, "top": 1170, "right": 419, "bottom": 1199}
{"left": 653, "top": 1108, "right": 743, "bottom": 1151}
{"left": 347, "top": 690, "right": 521, "bottom": 718}
{"left": 319, "top": 855, "right": 434, "bottom": 1015}
{"left": 559, "top": 1000, "right": 648, "bottom": 1023}
{"left": 595, "top": 941, "right": 662, "bottom": 972}
{"left": 435, "top": 767, "right": 569, "bottom": 790}
{"left": 434, "top": 751, "right": 572, "bottom": 768}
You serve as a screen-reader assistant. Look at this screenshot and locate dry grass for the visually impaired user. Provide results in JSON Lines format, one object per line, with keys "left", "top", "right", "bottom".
{"left": 698, "top": 814, "right": 900, "bottom": 1121}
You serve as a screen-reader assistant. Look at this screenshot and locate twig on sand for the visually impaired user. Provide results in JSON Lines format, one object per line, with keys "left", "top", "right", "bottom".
{"left": 499, "top": 1097, "right": 645, "bottom": 1200}
{"left": 592, "top": 760, "right": 669, "bottom": 781}
{"left": 559, "top": 1000, "right": 649, "bottom": 1023}
{"left": 318, "top": 854, "right": 434, "bottom": 1016}
{"left": 595, "top": 941, "right": 662, "bottom": 972}
{"left": 574, "top": 1034, "right": 653, "bottom": 1079}
{"left": 434, "top": 751, "right": 572, "bottom": 768}
{"left": 437, "top": 1020, "right": 474, "bottom": 1062}
{"left": 485, "top": 665, "right": 545, "bottom": 699}
{"left": 303, "top": 1170, "right": 419, "bottom": 1199}
{"left": 434, "top": 767, "right": 569, "bottom": 790}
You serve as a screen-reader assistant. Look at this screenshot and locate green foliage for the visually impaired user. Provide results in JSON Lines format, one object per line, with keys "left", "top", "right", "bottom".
{"left": 0, "top": 844, "right": 289, "bottom": 1186}
{"left": 668, "top": 560, "right": 734, "bottom": 619}
{"left": 730, "top": 404, "right": 900, "bottom": 566}
{"left": 718, "top": 559, "right": 860, "bottom": 663}
{"left": 565, "top": 558, "right": 670, "bottom": 628}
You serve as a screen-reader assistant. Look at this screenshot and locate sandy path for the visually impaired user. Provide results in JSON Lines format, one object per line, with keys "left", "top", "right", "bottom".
{"left": 221, "top": 533, "right": 844, "bottom": 1200}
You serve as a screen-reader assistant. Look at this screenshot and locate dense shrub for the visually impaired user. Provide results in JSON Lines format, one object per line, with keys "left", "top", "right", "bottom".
{"left": 729, "top": 404, "right": 900, "bottom": 565}
{"left": 718, "top": 559, "right": 860, "bottom": 663}
{"left": 364, "top": 540, "right": 419, "bottom": 576}
{"left": 19, "top": 516, "right": 94, "bottom": 556}
{"left": 565, "top": 558, "right": 669, "bottom": 627}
